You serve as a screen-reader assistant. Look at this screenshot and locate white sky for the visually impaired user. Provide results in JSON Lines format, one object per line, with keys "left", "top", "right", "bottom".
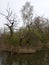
{"left": 0, "top": 0, "right": 49, "bottom": 28}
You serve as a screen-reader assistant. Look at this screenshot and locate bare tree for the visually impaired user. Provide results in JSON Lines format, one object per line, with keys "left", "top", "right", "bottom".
{"left": 34, "top": 16, "right": 48, "bottom": 29}
{"left": 0, "top": 8, "right": 18, "bottom": 37}
{"left": 21, "top": 2, "right": 33, "bottom": 27}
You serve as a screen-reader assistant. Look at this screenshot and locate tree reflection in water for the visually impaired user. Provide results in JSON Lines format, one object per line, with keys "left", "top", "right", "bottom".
{"left": 0, "top": 48, "right": 49, "bottom": 65}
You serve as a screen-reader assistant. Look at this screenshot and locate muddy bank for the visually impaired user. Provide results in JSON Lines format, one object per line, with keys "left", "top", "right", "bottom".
{"left": 0, "top": 43, "right": 42, "bottom": 54}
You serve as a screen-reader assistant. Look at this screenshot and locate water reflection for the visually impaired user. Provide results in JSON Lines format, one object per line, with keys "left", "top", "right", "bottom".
{"left": 0, "top": 48, "right": 49, "bottom": 65}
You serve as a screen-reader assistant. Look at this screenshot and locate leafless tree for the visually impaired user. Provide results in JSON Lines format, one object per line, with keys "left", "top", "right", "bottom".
{"left": 0, "top": 8, "right": 18, "bottom": 37}
{"left": 34, "top": 16, "right": 48, "bottom": 29}
{"left": 21, "top": 2, "right": 33, "bottom": 27}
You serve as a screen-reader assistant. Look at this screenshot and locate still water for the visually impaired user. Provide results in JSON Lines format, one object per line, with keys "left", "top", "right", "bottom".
{"left": 0, "top": 48, "right": 49, "bottom": 65}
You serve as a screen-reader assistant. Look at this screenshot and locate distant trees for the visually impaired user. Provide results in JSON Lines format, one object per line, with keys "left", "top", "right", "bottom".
{"left": 19, "top": 2, "right": 49, "bottom": 48}
{"left": 34, "top": 16, "right": 43, "bottom": 29}
{"left": 0, "top": 2, "right": 49, "bottom": 49}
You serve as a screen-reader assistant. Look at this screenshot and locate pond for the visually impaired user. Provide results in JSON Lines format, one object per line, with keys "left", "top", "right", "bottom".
{"left": 0, "top": 48, "right": 49, "bottom": 65}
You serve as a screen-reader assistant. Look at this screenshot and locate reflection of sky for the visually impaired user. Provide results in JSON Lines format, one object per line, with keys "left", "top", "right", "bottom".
{"left": 0, "top": 0, "right": 49, "bottom": 28}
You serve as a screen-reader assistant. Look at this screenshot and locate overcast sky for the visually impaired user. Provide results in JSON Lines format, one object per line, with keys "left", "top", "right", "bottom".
{"left": 0, "top": 0, "right": 49, "bottom": 28}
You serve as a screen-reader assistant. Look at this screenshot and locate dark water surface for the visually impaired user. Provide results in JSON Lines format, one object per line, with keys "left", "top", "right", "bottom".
{"left": 0, "top": 48, "right": 49, "bottom": 65}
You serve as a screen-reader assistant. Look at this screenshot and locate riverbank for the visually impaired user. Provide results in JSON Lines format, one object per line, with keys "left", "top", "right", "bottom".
{"left": 0, "top": 43, "right": 43, "bottom": 54}
{"left": 0, "top": 42, "right": 49, "bottom": 54}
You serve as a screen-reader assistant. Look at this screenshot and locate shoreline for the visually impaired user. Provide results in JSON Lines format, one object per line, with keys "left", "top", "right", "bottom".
{"left": 0, "top": 43, "right": 43, "bottom": 54}
{"left": 0, "top": 47, "right": 37, "bottom": 54}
